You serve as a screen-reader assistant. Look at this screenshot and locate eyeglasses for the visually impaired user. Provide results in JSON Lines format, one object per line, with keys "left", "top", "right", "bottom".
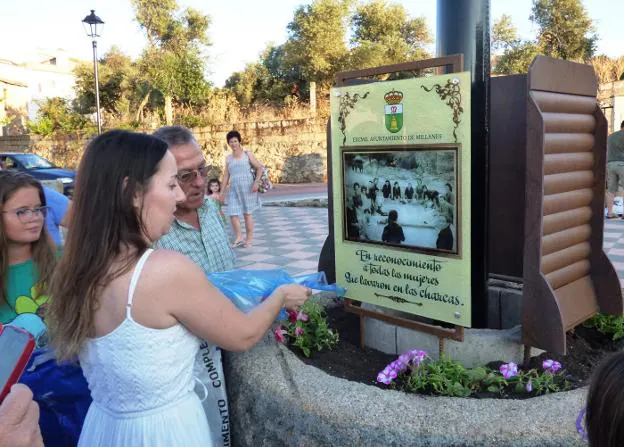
{"left": 176, "top": 166, "right": 210, "bottom": 185}
{"left": 2, "top": 206, "right": 48, "bottom": 223}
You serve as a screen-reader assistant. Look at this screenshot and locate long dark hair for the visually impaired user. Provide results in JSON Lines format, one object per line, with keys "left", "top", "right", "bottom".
{"left": 586, "top": 351, "right": 624, "bottom": 446}
{"left": 47, "top": 130, "right": 169, "bottom": 361}
{"left": 0, "top": 171, "right": 55, "bottom": 309}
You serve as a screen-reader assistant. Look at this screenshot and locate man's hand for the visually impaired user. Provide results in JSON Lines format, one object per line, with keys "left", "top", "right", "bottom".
{"left": 0, "top": 384, "right": 43, "bottom": 447}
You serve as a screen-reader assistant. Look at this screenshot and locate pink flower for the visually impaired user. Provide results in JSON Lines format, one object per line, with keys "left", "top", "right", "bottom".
{"left": 287, "top": 310, "right": 298, "bottom": 324}
{"left": 499, "top": 362, "right": 518, "bottom": 379}
{"left": 273, "top": 325, "right": 287, "bottom": 344}
{"left": 295, "top": 327, "right": 305, "bottom": 337}
{"left": 297, "top": 311, "right": 309, "bottom": 322}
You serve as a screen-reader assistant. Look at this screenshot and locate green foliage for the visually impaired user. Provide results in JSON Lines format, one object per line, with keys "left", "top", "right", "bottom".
{"left": 131, "top": 0, "right": 211, "bottom": 124}
{"left": 282, "top": 0, "right": 352, "bottom": 90}
{"left": 530, "top": 0, "right": 596, "bottom": 61}
{"left": 584, "top": 314, "right": 624, "bottom": 341}
{"left": 281, "top": 301, "right": 339, "bottom": 358}
{"left": 405, "top": 357, "right": 484, "bottom": 397}
{"left": 349, "top": 0, "right": 432, "bottom": 68}
{"left": 27, "top": 98, "right": 95, "bottom": 137}
{"left": 492, "top": 0, "right": 597, "bottom": 75}
{"left": 226, "top": 44, "right": 301, "bottom": 107}
{"left": 74, "top": 46, "right": 139, "bottom": 121}
{"left": 491, "top": 14, "right": 518, "bottom": 52}
{"left": 225, "top": 0, "right": 433, "bottom": 106}
{"left": 493, "top": 41, "right": 541, "bottom": 75}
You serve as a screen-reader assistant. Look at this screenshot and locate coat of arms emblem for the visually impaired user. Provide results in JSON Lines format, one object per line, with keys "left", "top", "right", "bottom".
{"left": 384, "top": 89, "right": 403, "bottom": 133}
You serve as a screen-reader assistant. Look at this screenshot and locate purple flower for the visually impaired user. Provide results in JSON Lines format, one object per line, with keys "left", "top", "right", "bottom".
{"left": 543, "top": 359, "right": 562, "bottom": 374}
{"left": 377, "top": 371, "right": 393, "bottom": 385}
{"left": 413, "top": 350, "right": 427, "bottom": 365}
{"left": 397, "top": 349, "right": 428, "bottom": 368}
{"left": 526, "top": 380, "right": 533, "bottom": 393}
{"left": 377, "top": 357, "right": 410, "bottom": 385}
{"left": 294, "top": 327, "right": 304, "bottom": 337}
{"left": 576, "top": 407, "right": 587, "bottom": 440}
{"left": 297, "top": 311, "right": 309, "bottom": 322}
{"left": 499, "top": 362, "right": 518, "bottom": 379}
{"left": 273, "top": 326, "right": 287, "bottom": 344}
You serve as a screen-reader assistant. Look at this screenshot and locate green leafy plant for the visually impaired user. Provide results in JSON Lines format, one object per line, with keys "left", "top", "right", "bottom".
{"left": 273, "top": 301, "right": 339, "bottom": 357}
{"left": 583, "top": 314, "right": 624, "bottom": 341}
{"left": 378, "top": 350, "right": 570, "bottom": 398}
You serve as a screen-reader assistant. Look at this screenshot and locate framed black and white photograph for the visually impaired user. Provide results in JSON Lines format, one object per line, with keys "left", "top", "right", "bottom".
{"left": 342, "top": 146, "right": 460, "bottom": 255}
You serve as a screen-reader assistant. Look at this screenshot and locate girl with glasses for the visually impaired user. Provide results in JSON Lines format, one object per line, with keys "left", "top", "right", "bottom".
{"left": 0, "top": 171, "right": 55, "bottom": 341}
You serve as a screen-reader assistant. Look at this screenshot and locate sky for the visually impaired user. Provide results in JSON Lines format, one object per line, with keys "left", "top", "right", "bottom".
{"left": 0, "top": 0, "right": 621, "bottom": 87}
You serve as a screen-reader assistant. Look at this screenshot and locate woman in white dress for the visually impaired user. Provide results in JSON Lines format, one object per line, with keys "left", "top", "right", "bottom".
{"left": 46, "top": 130, "right": 311, "bottom": 447}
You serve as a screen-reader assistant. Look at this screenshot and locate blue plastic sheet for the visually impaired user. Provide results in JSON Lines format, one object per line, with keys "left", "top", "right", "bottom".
{"left": 19, "top": 349, "right": 92, "bottom": 447}
{"left": 207, "top": 269, "right": 345, "bottom": 320}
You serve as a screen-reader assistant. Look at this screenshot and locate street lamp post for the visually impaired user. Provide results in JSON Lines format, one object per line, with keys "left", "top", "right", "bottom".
{"left": 82, "top": 10, "right": 104, "bottom": 134}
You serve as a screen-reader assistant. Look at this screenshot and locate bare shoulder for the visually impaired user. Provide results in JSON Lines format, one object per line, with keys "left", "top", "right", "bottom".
{"left": 144, "top": 250, "right": 206, "bottom": 287}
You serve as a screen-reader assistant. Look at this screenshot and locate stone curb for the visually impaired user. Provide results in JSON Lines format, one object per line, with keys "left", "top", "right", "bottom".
{"left": 224, "top": 333, "right": 586, "bottom": 447}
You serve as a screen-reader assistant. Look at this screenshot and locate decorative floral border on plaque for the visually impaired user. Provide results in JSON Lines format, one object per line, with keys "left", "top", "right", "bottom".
{"left": 338, "top": 91, "right": 370, "bottom": 145}
{"left": 421, "top": 78, "right": 463, "bottom": 143}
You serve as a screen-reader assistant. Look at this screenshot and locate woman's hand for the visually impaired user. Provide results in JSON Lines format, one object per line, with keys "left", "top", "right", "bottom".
{"left": 251, "top": 183, "right": 259, "bottom": 193}
{"left": 277, "top": 284, "right": 312, "bottom": 311}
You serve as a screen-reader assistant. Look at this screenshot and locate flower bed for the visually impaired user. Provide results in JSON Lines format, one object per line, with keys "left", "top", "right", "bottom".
{"left": 288, "top": 305, "right": 622, "bottom": 397}
{"left": 376, "top": 350, "right": 569, "bottom": 398}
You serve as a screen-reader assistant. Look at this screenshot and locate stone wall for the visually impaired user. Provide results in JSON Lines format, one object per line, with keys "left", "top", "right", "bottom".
{"left": 194, "top": 118, "right": 328, "bottom": 183}
{"left": 0, "top": 118, "right": 328, "bottom": 184}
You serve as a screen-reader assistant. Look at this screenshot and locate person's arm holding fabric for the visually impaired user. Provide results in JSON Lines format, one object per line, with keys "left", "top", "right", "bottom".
{"left": 153, "top": 251, "right": 311, "bottom": 351}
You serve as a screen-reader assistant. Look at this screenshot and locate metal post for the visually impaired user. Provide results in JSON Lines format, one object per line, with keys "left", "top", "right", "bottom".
{"left": 437, "top": 0, "right": 491, "bottom": 328}
{"left": 92, "top": 40, "right": 102, "bottom": 134}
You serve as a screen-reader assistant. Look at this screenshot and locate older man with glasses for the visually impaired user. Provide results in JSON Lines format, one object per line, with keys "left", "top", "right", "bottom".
{"left": 152, "top": 126, "right": 235, "bottom": 274}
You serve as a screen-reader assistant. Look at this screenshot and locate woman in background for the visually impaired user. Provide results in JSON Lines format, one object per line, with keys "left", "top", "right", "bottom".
{"left": 222, "top": 130, "right": 263, "bottom": 248}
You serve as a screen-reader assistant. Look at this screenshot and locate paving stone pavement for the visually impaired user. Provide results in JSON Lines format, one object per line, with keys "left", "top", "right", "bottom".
{"left": 604, "top": 219, "right": 624, "bottom": 288}
{"left": 225, "top": 206, "right": 329, "bottom": 277}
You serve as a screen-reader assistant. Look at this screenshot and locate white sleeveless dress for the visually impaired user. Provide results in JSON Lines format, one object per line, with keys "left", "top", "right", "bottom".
{"left": 78, "top": 249, "right": 212, "bottom": 446}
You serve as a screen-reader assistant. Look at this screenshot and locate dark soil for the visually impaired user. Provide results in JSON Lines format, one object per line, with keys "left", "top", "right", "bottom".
{"left": 293, "top": 305, "right": 395, "bottom": 389}
{"left": 288, "top": 305, "right": 624, "bottom": 396}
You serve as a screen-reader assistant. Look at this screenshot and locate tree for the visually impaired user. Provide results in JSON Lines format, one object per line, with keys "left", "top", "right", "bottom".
{"left": 73, "top": 46, "right": 139, "bottom": 123}
{"left": 282, "top": 0, "right": 352, "bottom": 91}
{"left": 491, "top": 14, "right": 517, "bottom": 52}
{"left": 492, "top": 0, "right": 597, "bottom": 75}
{"left": 349, "top": 0, "right": 432, "bottom": 68}
{"left": 493, "top": 41, "right": 541, "bottom": 75}
{"left": 226, "top": 43, "right": 305, "bottom": 107}
{"left": 27, "top": 98, "right": 94, "bottom": 137}
{"left": 131, "top": 0, "right": 211, "bottom": 124}
{"left": 530, "top": 0, "right": 596, "bottom": 61}
{"left": 225, "top": 63, "right": 262, "bottom": 107}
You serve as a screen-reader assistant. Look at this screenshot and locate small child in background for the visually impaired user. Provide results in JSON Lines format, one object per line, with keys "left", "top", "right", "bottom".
{"left": 206, "top": 178, "right": 226, "bottom": 226}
